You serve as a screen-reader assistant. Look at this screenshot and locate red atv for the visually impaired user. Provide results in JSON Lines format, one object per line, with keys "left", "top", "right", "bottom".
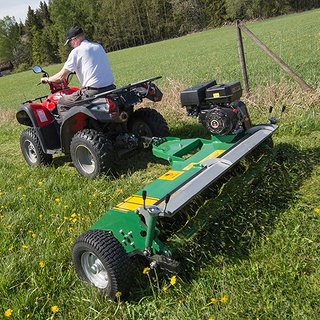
{"left": 16, "top": 66, "right": 169, "bottom": 178}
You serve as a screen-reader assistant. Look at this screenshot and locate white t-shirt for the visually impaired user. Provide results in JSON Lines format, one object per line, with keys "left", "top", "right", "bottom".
{"left": 64, "top": 40, "right": 114, "bottom": 88}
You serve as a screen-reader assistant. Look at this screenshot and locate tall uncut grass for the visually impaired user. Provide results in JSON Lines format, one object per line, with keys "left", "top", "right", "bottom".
{"left": 0, "top": 9, "right": 320, "bottom": 320}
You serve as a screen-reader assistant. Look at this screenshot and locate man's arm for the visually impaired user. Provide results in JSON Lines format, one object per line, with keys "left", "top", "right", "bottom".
{"left": 41, "top": 68, "right": 71, "bottom": 83}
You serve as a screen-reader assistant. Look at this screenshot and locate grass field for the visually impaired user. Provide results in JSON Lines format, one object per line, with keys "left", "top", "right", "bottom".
{"left": 0, "top": 9, "right": 320, "bottom": 320}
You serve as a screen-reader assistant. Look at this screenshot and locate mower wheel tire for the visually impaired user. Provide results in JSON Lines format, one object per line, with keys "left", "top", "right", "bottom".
{"left": 128, "top": 107, "right": 169, "bottom": 138}
{"left": 72, "top": 229, "right": 132, "bottom": 299}
{"left": 20, "top": 128, "right": 53, "bottom": 166}
{"left": 70, "top": 129, "right": 114, "bottom": 178}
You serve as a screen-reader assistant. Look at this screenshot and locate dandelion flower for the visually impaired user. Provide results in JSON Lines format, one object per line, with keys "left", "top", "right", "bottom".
{"left": 162, "top": 286, "right": 168, "bottom": 293}
{"left": 71, "top": 213, "right": 77, "bottom": 218}
{"left": 4, "top": 309, "right": 13, "bottom": 317}
{"left": 115, "top": 291, "right": 122, "bottom": 298}
{"left": 143, "top": 267, "right": 150, "bottom": 274}
{"left": 39, "top": 261, "right": 45, "bottom": 268}
{"left": 21, "top": 244, "right": 29, "bottom": 249}
{"left": 51, "top": 305, "right": 59, "bottom": 314}
{"left": 170, "top": 275, "right": 177, "bottom": 286}
{"left": 38, "top": 181, "right": 43, "bottom": 186}
{"left": 210, "top": 297, "right": 218, "bottom": 304}
{"left": 55, "top": 198, "right": 61, "bottom": 203}
{"left": 220, "top": 295, "right": 229, "bottom": 304}
{"left": 314, "top": 208, "right": 320, "bottom": 214}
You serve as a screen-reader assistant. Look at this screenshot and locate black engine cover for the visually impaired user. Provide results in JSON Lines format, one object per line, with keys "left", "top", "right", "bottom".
{"left": 199, "top": 107, "right": 239, "bottom": 135}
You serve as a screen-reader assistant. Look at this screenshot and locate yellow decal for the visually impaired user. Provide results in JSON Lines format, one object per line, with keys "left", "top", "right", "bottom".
{"left": 158, "top": 170, "right": 183, "bottom": 180}
{"left": 114, "top": 194, "right": 159, "bottom": 212}
{"left": 201, "top": 149, "right": 225, "bottom": 162}
{"left": 183, "top": 162, "right": 198, "bottom": 170}
{"left": 213, "top": 92, "right": 220, "bottom": 98}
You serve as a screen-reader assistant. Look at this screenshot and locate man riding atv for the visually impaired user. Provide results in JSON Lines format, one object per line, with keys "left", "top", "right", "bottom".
{"left": 16, "top": 27, "right": 169, "bottom": 178}
{"left": 41, "top": 26, "right": 116, "bottom": 115}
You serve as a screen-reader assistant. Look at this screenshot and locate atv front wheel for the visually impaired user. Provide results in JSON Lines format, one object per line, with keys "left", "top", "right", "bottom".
{"left": 20, "top": 128, "right": 53, "bottom": 166}
{"left": 128, "top": 107, "right": 169, "bottom": 138}
{"left": 70, "top": 129, "right": 114, "bottom": 178}
{"left": 72, "top": 229, "right": 132, "bottom": 299}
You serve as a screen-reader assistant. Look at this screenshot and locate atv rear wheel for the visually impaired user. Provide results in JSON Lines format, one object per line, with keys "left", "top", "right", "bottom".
{"left": 70, "top": 129, "right": 114, "bottom": 178}
{"left": 128, "top": 107, "right": 169, "bottom": 138}
{"left": 20, "top": 128, "right": 53, "bottom": 166}
{"left": 72, "top": 229, "right": 132, "bottom": 299}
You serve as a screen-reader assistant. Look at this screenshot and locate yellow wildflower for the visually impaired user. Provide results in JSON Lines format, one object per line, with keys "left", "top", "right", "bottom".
{"left": 92, "top": 193, "right": 97, "bottom": 198}
{"left": 220, "top": 295, "right": 229, "bottom": 304}
{"left": 55, "top": 198, "right": 61, "bottom": 203}
{"left": 115, "top": 291, "right": 122, "bottom": 298}
{"left": 170, "top": 275, "right": 177, "bottom": 286}
{"left": 71, "top": 213, "right": 77, "bottom": 218}
{"left": 51, "top": 305, "right": 59, "bottom": 314}
{"left": 88, "top": 201, "right": 92, "bottom": 205}
{"left": 314, "top": 208, "right": 320, "bottom": 214}
{"left": 9, "top": 245, "right": 14, "bottom": 251}
{"left": 39, "top": 261, "right": 45, "bottom": 268}
{"left": 21, "top": 244, "right": 29, "bottom": 249}
{"left": 32, "top": 233, "right": 37, "bottom": 238}
{"left": 17, "top": 186, "right": 22, "bottom": 190}
{"left": 38, "top": 181, "right": 43, "bottom": 186}
{"left": 208, "top": 317, "right": 215, "bottom": 320}
{"left": 72, "top": 218, "right": 77, "bottom": 223}
{"left": 39, "top": 214, "right": 43, "bottom": 219}
{"left": 143, "top": 267, "right": 150, "bottom": 274}
{"left": 210, "top": 297, "right": 218, "bottom": 304}
{"left": 4, "top": 309, "right": 13, "bottom": 317}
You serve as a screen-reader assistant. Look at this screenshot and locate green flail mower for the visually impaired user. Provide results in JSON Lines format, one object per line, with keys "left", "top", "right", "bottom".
{"left": 71, "top": 80, "right": 282, "bottom": 299}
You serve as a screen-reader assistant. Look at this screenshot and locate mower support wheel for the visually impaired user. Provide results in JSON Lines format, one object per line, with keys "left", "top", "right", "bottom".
{"left": 20, "top": 127, "right": 53, "bottom": 166}
{"left": 128, "top": 107, "right": 169, "bottom": 138}
{"left": 70, "top": 129, "right": 114, "bottom": 178}
{"left": 72, "top": 229, "right": 132, "bottom": 299}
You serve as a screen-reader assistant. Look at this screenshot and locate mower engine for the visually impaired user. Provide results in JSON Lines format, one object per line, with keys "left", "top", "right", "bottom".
{"left": 180, "top": 80, "right": 252, "bottom": 135}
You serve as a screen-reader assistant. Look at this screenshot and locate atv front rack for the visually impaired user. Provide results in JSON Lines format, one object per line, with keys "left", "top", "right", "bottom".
{"left": 90, "top": 123, "right": 277, "bottom": 258}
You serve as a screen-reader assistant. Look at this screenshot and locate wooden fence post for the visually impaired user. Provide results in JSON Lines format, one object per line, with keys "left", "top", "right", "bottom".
{"left": 239, "top": 23, "right": 313, "bottom": 92}
{"left": 236, "top": 20, "right": 250, "bottom": 94}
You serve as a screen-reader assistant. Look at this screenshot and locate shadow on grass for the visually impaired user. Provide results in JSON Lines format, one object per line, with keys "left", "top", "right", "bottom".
{"left": 129, "top": 143, "right": 320, "bottom": 299}
{"left": 175, "top": 143, "right": 320, "bottom": 281}
{"left": 50, "top": 148, "right": 168, "bottom": 177}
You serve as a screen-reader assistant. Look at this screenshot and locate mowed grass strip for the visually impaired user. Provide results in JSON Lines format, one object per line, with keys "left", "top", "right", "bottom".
{"left": 0, "top": 9, "right": 320, "bottom": 320}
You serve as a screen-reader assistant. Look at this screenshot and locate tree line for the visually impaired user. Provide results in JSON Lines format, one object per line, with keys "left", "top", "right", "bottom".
{"left": 0, "top": 0, "right": 319, "bottom": 71}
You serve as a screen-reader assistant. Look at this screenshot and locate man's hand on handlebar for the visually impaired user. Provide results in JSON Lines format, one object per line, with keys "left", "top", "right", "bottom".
{"left": 41, "top": 77, "right": 50, "bottom": 83}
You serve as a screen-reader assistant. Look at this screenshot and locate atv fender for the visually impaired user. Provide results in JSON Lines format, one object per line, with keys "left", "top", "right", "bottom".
{"left": 16, "top": 104, "right": 60, "bottom": 152}
{"left": 60, "top": 105, "right": 118, "bottom": 154}
{"left": 16, "top": 104, "right": 40, "bottom": 127}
